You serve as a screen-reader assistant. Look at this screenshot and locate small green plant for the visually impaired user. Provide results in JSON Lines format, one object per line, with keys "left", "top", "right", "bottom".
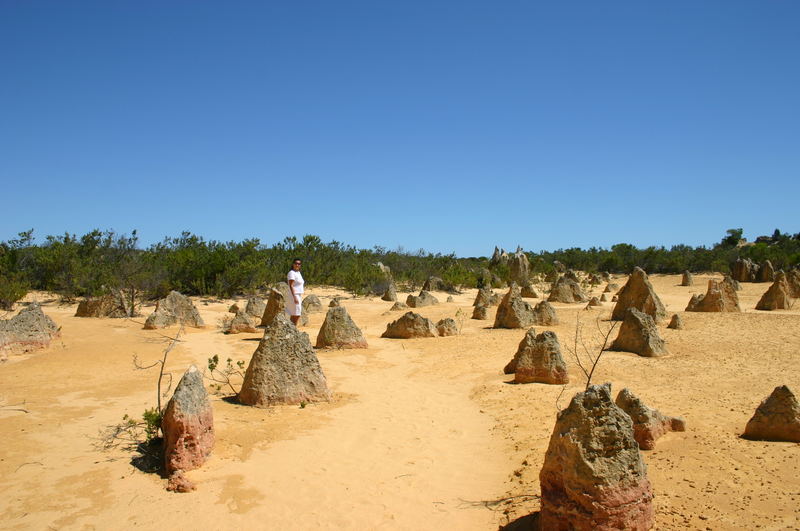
{"left": 142, "top": 407, "right": 162, "bottom": 441}
{"left": 299, "top": 401, "right": 307, "bottom": 409}
{"left": 206, "top": 354, "right": 246, "bottom": 395}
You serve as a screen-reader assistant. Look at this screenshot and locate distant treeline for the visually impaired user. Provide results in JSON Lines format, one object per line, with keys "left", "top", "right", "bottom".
{"left": 1, "top": 227, "right": 798, "bottom": 309}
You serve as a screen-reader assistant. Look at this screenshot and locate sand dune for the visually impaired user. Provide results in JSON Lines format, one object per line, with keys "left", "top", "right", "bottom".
{"left": 0, "top": 275, "right": 798, "bottom": 530}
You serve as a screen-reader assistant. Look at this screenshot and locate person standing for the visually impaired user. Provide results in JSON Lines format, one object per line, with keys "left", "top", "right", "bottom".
{"left": 286, "top": 258, "right": 304, "bottom": 325}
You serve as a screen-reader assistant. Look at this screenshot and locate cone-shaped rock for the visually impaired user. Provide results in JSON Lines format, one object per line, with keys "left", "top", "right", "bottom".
{"left": 544, "top": 270, "right": 559, "bottom": 283}
{"left": 390, "top": 301, "right": 408, "bottom": 311}
{"left": 472, "top": 305, "right": 490, "bottom": 320}
{"left": 743, "top": 385, "right": 800, "bottom": 442}
{"left": 520, "top": 283, "right": 539, "bottom": 298}
{"left": 547, "top": 277, "right": 588, "bottom": 303}
{"left": 227, "top": 311, "right": 258, "bottom": 334}
{"left": 381, "top": 312, "right": 437, "bottom": 338}
{"left": 329, "top": 298, "right": 341, "bottom": 307}
{"left": 504, "top": 329, "right": 568, "bottom": 384}
{"left": 588, "top": 296, "right": 602, "bottom": 307}
{"left": 686, "top": 279, "right": 741, "bottom": 312}
{"left": 615, "top": 388, "right": 686, "bottom": 450}
{"left": 509, "top": 249, "right": 530, "bottom": 284}
{"left": 228, "top": 303, "right": 240, "bottom": 314}
{"left": 667, "top": 314, "right": 683, "bottom": 329}
{"left": 756, "top": 260, "right": 775, "bottom": 283}
{"left": 755, "top": 271, "right": 792, "bottom": 310}
{"left": 494, "top": 285, "right": 536, "bottom": 329}
{"left": 610, "top": 308, "right": 668, "bottom": 357}
{"left": 0, "top": 303, "right": 60, "bottom": 351}
{"left": 680, "top": 271, "right": 693, "bottom": 286}
{"left": 539, "top": 383, "right": 654, "bottom": 531}
{"left": 422, "top": 276, "right": 448, "bottom": 292}
{"left": 406, "top": 290, "right": 438, "bottom": 308}
{"left": 301, "top": 294, "right": 324, "bottom": 314}
{"left": 787, "top": 269, "right": 800, "bottom": 298}
{"left": 611, "top": 268, "right": 666, "bottom": 323}
{"left": 260, "top": 288, "right": 285, "bottom": 326}
{"left": 238, "top": 313, "right": 331, "bottom": 406}
{"left": 244, "top": 296, "right": 266, "bottom": 318}
{"left": 564, "top": 269, "right": 580, "bottom": 282}
{"left": 162, "top": 365, "right": 214, "bottom": 475}
{"left": 531, "top": 300, "right": 559, "bottom": 326}
{"left": 600, "top": 293, "right": 608, "bottom": 302}
{"left": 473, "top": 287, "right": 499, "bottom": 307}
{"left": 723, "top": 274, "right": 741, "bottom": 291}
{"left": 75, "top": 290, "right": 133, "bottom": 318}
{"left": 381, "top": 284, "right": 397, "bottom": 302}
{"left": 315, "top": 307, "right": 368, "bottom": 349}
{"left": 144, "top": 291, "right": 204, "bottom": 329}
{"left": 436, "top": 318, "right": 458, "bottom": 337}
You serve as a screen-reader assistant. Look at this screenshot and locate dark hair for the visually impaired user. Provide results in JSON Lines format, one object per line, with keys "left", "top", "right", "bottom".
{"left": 292, "top": 258, "right": 302, "bottom": 264}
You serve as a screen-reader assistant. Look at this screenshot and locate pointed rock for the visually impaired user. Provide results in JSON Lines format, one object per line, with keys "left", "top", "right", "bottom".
{"left": 162, "top": 365, "right": 214, "bottom": 475}
{"left": 611, "top": 268, "right": 666, "bottom": 323}
{"left": 315, "top": 307, "right": 368, "bottom": 349}
{"left": 0, "top": 303, "right": 60, "bottom": 352}
{"left": 756, "top": 260, "right": 775, "bottom": 283}
{"left": 667, "top": 314, "right": 683, "bottom": 330}
{"left": 472, "top": 305, "right": 490, "bottom": 320}
{"left": 389, "top": 301, "right": 408, "bottom": 311}
{"left": 406, "top": 290, "right": 439, "bottom": 308}
{"left": 686, "top": 279, "right": 741, "bottom": 312}
{"left": 615, "top": 388, "right": 686, "bottom": 450}
{"left": 509, "top": 249, "right": 530, "bottom": 284}
{"left": 329, "top": 297, "right": 341, "bottom": 307}
{"left": 786, "top": 269, "right": 800, "bottom": 298}
{"left": 520, "top": 283, "right": 539, "bottom": 298}
{"left": 436, "top": 318, "right": 458, "bottom": 337}
{"left": 238, "top": 313, "right": 331, "bottom": 406}
{"left": 244, "top": 296, "right": 266, "bottom": 319}
{"left": 301, "top": 294, "right": 324, "bottom": 314}
{"left": 600, "top": 293, "right": 608, "bottom": 302}
{"left": 531, "top": 300, "right": 559, "bottom": 326}
{"left": 144, "top": 291, "right": 204, "bottom": 329}
{"left": 260, "top": 288, "right": 285, "bottom": 326}
{"left": 547, "top": 277, "right": 588, "bottom": 304}
{"left": 473, "top": 287, "right": 499, "bottom": 307}
{"left": 610, "top": 308, "right": 668, "bottom": 357}
{"left": 587, "top": 296, "right": 602, "bottom": 307}
{"left": 381, "top": 312, "right": 437, "bottom": 339}
{"left": 227, "top": 311, "right": 258, "bottom": 334}
{"left": 732, "top": 257, "right": 758, "bottom": 282}
{"left": 681, "top": 271, "right": 693, "bottom": 286}
{"left": 75, "top": 290, "right": 133, "bottom": 318}
{"left": 743, "top": 385, "right": 800, "bottom": 442}
{"left": 539, "top": 384, "right": 654, "bottom": 531}
{"left": 494, "top": 285, "right": 536, "bottom": 329}
{"left": 755, "top": 271, "right": 792, "bottom": 310}
{"left": 723, "top": 274, "right": 741, "bottom": 291}
{"left": 503, "top": 329, "right": 568, "bottom": 384}
{"left": 228, "top": 303, "right": 240, "bottom": 314}
{"left": 381, "top": 283, "right": 397, "bottom": 302}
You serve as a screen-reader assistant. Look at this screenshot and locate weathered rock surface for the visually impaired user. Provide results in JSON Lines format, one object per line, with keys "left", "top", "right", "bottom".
{"left": 686, "top": 279, "right": 741, "bottom": 312}
{"left": 436, "top": 318, "right": 458, "bottom": 337}
{"left": 301, "top": 294, "right": 323, "bottom": 314}
{"left": 756, "top": 260, "right": 775, "bottom": 283}
{"left": 667, "top": 314, "right": 683, "bottom": 330}
{"left": 615, "top": 388, "right": 686, "bottom": 450}
{"left": 520, "top": 283, "right": 539, "bottom": 298}
{"left": 390, "top": 301, "right": 408, "bottom": 311}
{"left": 494, "top": 285, "right": 536, "bottom": 329}
{"left": 504, "top": 329, "right": 568, "bottom": 384}
{"left": 473, "top": 287, "right": 499, "bottom": 307}
{"left": 610, "top": 308, "right": 668, "bottom": 357}
{"left": 509, "top": 248, "right": 530, "bottom": 284}
{"left": 600, "top": 293, "right": 608, "bottom": 302}
{"left": 564, "top": 269, "right": 580, "bottom": 282}
{"left": 723, "top": 274, "right": 741, "bottom": 292}
{"left": 228, "top": 303, "right": 240, "bottom": 314}
{"left": 226, "top": 311, "right": 258, "bottom": 334}
{"left": 755, "top": 271, "right": 792, "bottom": 311}
{"left": 260, "top": 288, "right": 285, "bottom": 326}
{"left": 75, "top": 290, "right": 133, "bottom": 318}
{"left": 144, "top": 291, "right": 204, "bottom": 329}
{"left": 743, "top": 385, "right": 800, "bottom": 442}
{"left": 329, "top": 298, "right": 341, "bottom": 307}
{"left": 611, "top": 268, "right": 666, "bottom": 323}
{"left": 381, "top": 312, "right": 438, "bottom": 339}
{"left": 491, "top": 246, "right": 510, "bottom": 266}
{"left": 162, "top": 365, "right": 214, "bottom": 477}
{"left": 315, "top": 307, "right": 368, "bottom": 349}
{"left": 539, "top": 384, "right": 654, "bottom": 531}
{"left": 381, "top": 283, "right": 397, "bottom": 302}
{"left": 238, "top": 313, "right": 331, "bottom": 406}
{"left": 732, "top": 257, "right": 759, "bottom": 282}
{"left": 422, "top": 276, "right": 452, "bottom": 292}
{"left": 548, "top": 276, "right": 589, "bottom": 304}
{"left": 0, "top": 303, "right": 60, "bottom": 352}
{"left": 787, "top": 269, "right": 800, "bottom": 298}
{"left": 531, "top": 300, "right": 559, "bottom": 326}
{"left": 446, "top": 295, "right": 454, "bottom": 303}
{"left": 406, "top": 291, "right": 439, "bottom": 308}
{"left": 244, "top": 296, "right": 266, "bottom": 319}
{"left": 587, "top": 296, "right": 602, "bottom": 307}
{"left": 681, "top": 271, "right": 693, "bottom": 286}
{"left": 472, "top": 305, "right": 490, "bottom": 320}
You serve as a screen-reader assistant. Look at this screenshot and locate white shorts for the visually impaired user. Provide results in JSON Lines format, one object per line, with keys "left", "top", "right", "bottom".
{"left": 285, "top": 293, "right": 302, "bottom": 317}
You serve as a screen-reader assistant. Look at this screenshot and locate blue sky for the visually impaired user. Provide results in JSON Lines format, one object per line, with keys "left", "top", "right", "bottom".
{"left": 2, "top": 1, "right": 798, "bottom": 257}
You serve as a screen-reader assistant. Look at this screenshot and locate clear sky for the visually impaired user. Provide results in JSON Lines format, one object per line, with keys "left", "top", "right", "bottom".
{"left": 2, "top": 1, "right": 798, "bottom": 257}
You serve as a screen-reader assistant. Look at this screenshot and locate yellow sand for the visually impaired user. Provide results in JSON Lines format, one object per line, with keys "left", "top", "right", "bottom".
{"left": 0, "top": 275, "right": 798, "bottom": 530}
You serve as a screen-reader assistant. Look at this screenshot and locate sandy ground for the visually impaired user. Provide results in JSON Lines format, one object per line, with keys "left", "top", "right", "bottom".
{"left": 0, "top": 274, "right": 798, "bottom": 530}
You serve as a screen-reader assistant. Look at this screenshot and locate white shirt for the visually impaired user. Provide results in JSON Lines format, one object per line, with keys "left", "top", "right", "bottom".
{"left": 287, "top": 270, "right": 304, "bottom": 294}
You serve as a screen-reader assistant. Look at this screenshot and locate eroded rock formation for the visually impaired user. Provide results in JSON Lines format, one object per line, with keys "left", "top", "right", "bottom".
{"left": 611, "top": 268, "right": 666, "bottom": 323}
{"left": 436, "top": 318, "right": 458, "bottom": 337}
{"left": 227, "top": 311, "right": 258, "bottom": 334}
{"left": 615, "top": 388, "right": 686, "bottom": 450}
{"left": 610, "top": 308, "right": 668, "bottom": 357}
{"left": 681, "top": 271, "right": 693, "bottom": 287}
{"left": 381, "top": 312, "right": 438, "bottom": 339}
{"left": 406, "top": 291, "right": 439, "bottom": 308}
{"left": 547, "top": 276, "right": 588, "bottom": 304}
{"left": 504, "top": 329, "right": 568, "bottom": 384}
{"left": 686, "top": 279, "right": 741, "bottom": 312}
{"left": 144, "top": 291, "right": 204, "bottom": 329}
{"left": 315, "top": 307, "right": 368, "bottom": 349}
{"left": 75, "top": 290, "right": 133, "bottom": 318}
{"left": 494, "top": 285, "right": 536, "bottom": 329}
{"left": 0, "top": 303, "right": 60, "bottom": 352}
{"left": 755, "top": 271, "right": 792, "bottom": 311}
{"left": 531, "top": 300, "right": 559, "bottom": 326}
{"left": 743, "top": 385, "right": 800, "bottom": 442}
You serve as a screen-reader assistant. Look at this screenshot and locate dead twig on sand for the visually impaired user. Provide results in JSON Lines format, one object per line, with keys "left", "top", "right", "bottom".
{"left": 563, "top": 313, "right": 618, "bottom": 391}
{"left": 458, "top": 494, "right": 541, "bottom": 510}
